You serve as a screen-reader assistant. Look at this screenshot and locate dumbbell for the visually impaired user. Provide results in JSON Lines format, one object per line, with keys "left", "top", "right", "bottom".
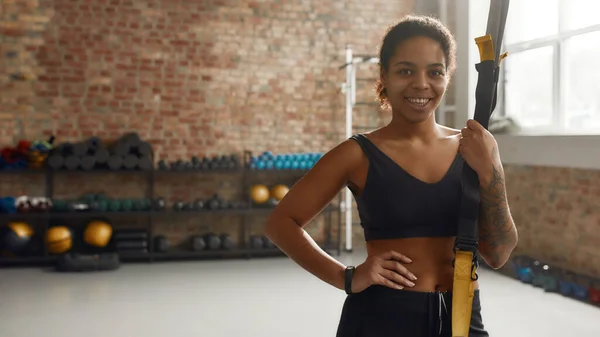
{"left": 207, "top": 156, "right": 221, "bottom": 170}
{"left": 539, "top": 264, "right": 559, "bottom": 293}
{"left": 249, "top": 235, "right": 264, "bottom": 249}
{"left": 170, "top": 160, "right": 185, "bottom": 171}
{"left": 531, "top": 260, "right": 545, "bottom": 288}
{"left": 133, "top": 198, "right": 152, "bottom": 211}
{"left": 511, "top": 255, "right": 534, "bottom": 284}
{"left": 193, "top": 198, "right": 205, "bottom": 210}
{"left": 154, "top": 235, "right": 169, "bottom": 253}
{"left": 262, "top": 236, "right": 275, "bottom": 249}
{"left": 172, "top": 199, "right": 185, "bottom": 211}
{"left": 191, "top": 235, "right": 206, "bottom": 251}
{"left": 157, "top": 160, "right": 169, "bottom": 170}
{"left": 558, "top": 271, "right": 577, "bottom": 296}
{"left": 573, "top": 276, "right": 591, "bottom": 301}
{"left": 108, "top": 199, "right": 121, "bottom": 212}
{"left": 589, "top": 279, "right": 600, "bottom": 304}
{"left": 121, "top": 199, "right": 133, "bottom": 212}
{"left": 206, "top": 195, "right": 223, "bottom": 210}
{"left": 199, "top": 157, "right": 211, "bottom": 170}
{"left": 153, "top": 197, "right": 166, "bottom": 211}
{"left": 220, "top": 234, "right": 234, "bottom": 250}
{"left": 203, "top": 233, "right": 221, "bottom": 250}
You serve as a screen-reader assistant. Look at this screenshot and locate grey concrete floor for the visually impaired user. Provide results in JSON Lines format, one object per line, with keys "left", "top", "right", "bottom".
{"left": 1, "top": 251, "right": 599, "bottom": 337}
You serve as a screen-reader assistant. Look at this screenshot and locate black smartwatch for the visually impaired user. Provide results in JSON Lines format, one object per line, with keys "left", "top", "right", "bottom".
{"left": 344, "top": 266, "right": 356, "bottom": 294}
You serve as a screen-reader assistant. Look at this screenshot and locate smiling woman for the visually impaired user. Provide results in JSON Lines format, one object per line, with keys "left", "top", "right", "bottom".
{"left": 265, "top": 14, "right": 516, "bottom": 337}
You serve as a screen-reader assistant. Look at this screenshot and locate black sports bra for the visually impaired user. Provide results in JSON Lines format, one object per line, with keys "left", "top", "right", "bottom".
{"left": 348, "top": 134, "right": 464, "bottom": 241}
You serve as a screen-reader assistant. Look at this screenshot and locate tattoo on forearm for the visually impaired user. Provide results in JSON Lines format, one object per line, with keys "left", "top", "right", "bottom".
{"left": 478, "top": 147, "right": 516, "bottom": 258}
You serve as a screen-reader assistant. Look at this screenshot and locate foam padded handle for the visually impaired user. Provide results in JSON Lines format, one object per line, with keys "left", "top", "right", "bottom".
{"left": 452, "top": 250, "right": 476, "bottom": 337}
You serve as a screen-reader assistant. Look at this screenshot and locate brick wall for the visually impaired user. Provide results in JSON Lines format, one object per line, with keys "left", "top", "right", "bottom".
{"left": 1, "top": 0, "right": 410, "bottom": 155}
{"left": 503, "top": 165, "right": 600, "bottom": 278}
{"left": 0, "top": 0, "right": 411, "bottom": 255}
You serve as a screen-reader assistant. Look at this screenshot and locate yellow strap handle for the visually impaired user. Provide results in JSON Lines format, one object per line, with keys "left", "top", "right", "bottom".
{"left": 451, "top": 250, "right": 477, "bottom": 337}
{"left": 475, "top": 35, "right": 495, "bottom": 62}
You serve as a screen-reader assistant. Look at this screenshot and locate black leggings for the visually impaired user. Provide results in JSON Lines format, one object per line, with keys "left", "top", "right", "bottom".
{"left": 336, "top": 285, "right": 489, "bottom": 337}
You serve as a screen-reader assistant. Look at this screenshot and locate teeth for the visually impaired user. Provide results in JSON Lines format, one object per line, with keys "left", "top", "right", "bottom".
{"left": 406, "top": 97, "right": 430, "bottom": 106}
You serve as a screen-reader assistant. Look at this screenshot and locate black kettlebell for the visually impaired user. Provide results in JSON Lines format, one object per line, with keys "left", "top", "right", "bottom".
{"left": 193, "top": 198, "right": 205, "bottom": 210}
{"left": 154, "top": 235, "right": 169, "bottom": 253}
{"left": 172, "top": 199, "right": 185, "bottom": 211}
{"left": 154, "top": 197, "right": 166, "bottom": 210}
{"left": 191, "top": 235, "right": 206, "bottom": 251}
{"left": 203, "top": 233, "right": 221, "bottom": 250}
{"left": 220, "top": 234, "right": 234, "bottom": 250}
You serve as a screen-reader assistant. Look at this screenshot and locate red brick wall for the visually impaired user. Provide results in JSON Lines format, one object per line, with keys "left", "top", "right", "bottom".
{"left": 1, "top": 0, "right": 412, "bottom": 157}
{"left": 0, "top": 0, "right": 413, "bottom": 255}
{"left": 503, "top": 166, "right": 600, "bottom": 278}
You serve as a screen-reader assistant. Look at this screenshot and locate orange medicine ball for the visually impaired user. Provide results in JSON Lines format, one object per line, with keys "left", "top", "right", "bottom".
{"left": 45, "top": 226, "right": 72, "bottom": 254}
{"left": 250, "top": 184, "right": 270, "bottom": 204}
{"left": 270, "top": 184, "right": 289, "bottom": 201}
{"left": 8, "top": 222, "right": 34, "bottom": 238}
{"left": 84, "top": 220, "right": 113, "bottom": 248}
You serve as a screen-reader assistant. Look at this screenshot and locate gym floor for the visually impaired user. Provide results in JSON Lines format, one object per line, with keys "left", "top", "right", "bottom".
{"left": 1, "top": 250, "right": 599, "bottom": 337}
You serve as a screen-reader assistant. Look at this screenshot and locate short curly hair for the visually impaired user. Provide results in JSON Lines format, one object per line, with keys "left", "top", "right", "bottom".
{"left": 375, "top": 15, "right": 457, "bottom": 108}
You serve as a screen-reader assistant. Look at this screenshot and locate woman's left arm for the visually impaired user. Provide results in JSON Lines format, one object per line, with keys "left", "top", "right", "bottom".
{"left": 476, "top": 145, "right": 518, "bottom": 269}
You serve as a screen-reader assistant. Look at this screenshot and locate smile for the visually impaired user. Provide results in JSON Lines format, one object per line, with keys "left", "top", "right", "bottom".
{"left": 405, "top": 97, "right": 432, "bottom": 107}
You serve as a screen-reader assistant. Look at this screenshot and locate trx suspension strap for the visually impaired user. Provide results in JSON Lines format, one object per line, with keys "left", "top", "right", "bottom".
{"left": 452, "top": 1, "right": 510, "bottom": 336}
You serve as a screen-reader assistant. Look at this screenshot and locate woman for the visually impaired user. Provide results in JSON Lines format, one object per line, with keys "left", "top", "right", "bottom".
{"left": 265, "top": 14, "right": 518, "bottom": 337}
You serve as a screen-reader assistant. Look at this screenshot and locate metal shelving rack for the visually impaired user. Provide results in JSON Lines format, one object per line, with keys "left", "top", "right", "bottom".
{"left": 0, "top": 165, "right": 342, "bottom": 267}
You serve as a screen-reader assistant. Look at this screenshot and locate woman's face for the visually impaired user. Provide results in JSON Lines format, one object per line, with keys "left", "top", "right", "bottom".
{"left": 381, "top": 36, "right": 449, "bottom": 124}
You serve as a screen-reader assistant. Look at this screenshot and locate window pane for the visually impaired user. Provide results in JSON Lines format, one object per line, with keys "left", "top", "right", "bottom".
{"left": 505, "top": 0, "right": 559, "bottom": 45}
{"left": 563, "top": 0, "right": 600, "bottom": 31}
{"left": 564, "top": 31, "right": 600, "bottom": 131}
{"left": 504, "top": 46, "right": 554, "bottom": 128}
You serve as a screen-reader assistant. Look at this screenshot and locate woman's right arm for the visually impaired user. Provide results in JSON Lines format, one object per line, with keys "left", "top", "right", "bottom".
{"left": 264, "top": 139, "right": 364, "bottom": 291}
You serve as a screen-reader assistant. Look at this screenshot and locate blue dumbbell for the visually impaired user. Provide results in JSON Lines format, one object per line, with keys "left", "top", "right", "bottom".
{"left": 558, "top": 280, "right": 573, "bottom": 296}
{"left": 265, "top": 160, "right": 274, "bottom": 170}
{"left": 262, "top": 151, "right": 274, "bottom": 161}
{"left": 518, "top": 267, "right": 534, "bottom": 284}
{"left": 1, "top": 196, "right": 16, "bottom": 214}
{"left": 573, "top": 277, "right": 591, "bottom": 300}
{"left": 574, "top": 284, "right": 589, "bottom": 300}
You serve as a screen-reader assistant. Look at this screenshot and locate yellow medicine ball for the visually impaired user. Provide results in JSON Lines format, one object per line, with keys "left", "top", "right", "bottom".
{"left": 270, "top": 184, "right": 289, "bottom": 201}
{"left": 45, "top": 226, "right": 72, "bottom": 254}
{"left": 83, "top": 220, "right": 112, "bottom": 248}
{"left": 8, "top": 222, "right": 34, "bottom": 238}
{"left": 250, "top": 184, "right": 270, "bottom": 204}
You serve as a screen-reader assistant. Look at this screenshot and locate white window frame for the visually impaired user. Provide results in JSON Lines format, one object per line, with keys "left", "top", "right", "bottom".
{"left": 499, "top": 3, "right": 600, "bottom": 136}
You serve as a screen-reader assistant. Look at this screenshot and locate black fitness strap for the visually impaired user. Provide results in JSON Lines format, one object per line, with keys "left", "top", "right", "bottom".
{"left": 453, "top": 1, "right": 510, "bottom": 336}
{"left": 455, "top": 0, "right": 510, "bottom": 276}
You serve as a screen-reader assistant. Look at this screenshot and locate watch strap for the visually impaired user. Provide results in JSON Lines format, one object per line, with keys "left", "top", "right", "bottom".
{"left": 344, "top": 266, "right": 355, "bottom": 294}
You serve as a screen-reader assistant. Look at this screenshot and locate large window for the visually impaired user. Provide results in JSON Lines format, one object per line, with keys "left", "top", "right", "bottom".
{"left": 501, "top": 0, "right": 600, "bottom": 134}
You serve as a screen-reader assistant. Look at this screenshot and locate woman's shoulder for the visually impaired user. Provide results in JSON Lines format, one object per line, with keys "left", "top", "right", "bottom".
{"left": 438, "top": 124, "right": 461, "bottom": 138}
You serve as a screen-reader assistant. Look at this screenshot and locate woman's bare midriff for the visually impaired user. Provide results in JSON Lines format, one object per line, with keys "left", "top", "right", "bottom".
{"left": 366, "top": 237, "right": 480, "bottom": 292}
